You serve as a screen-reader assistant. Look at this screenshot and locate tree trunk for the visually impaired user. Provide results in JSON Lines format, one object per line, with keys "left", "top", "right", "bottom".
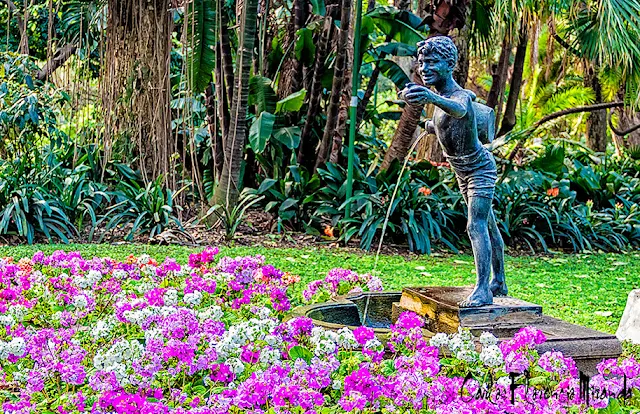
{"left": 299, "top": 17, "right": 333, "bottom": 170}
{"left": 451, "top": 9, "right": 471, "bottom": 88}
{"left": 497, "top": 21, "right": 528, "bottom": 137}
{"left": 214, "top": 0, "right": 259, "bottom": 208}
{"left": 206, "top": 82, "right": 225, "bottom": 180}
{"left": 314, "top": 0, "right": 352, "bottom": 171}
{"left": 381, "top": 66, "right": 423, "bottom": 169}
{"left": 5, "top": 0, "right": 29, "bottom": 54}
{"left": 613, "top": 104, "right": 640, "bottom": 152}
{"left": 585, "top": 63, "right": 608, "bottom": 152}
{"left": 487, "top": 35, "right": 511, "bottom": 112}
{"left": 220, "top": 10, "right": 235, "bottom": 108}
{"left": 102, "top": 0, "right": 174, "bottom": 184}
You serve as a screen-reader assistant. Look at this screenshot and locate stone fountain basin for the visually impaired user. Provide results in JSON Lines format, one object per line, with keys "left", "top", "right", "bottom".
{"left": 291, "top": 291, "right": 621, "bottom": 376}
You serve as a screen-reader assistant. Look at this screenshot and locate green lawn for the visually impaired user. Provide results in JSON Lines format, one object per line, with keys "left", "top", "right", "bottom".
{"left": 1, "top": 243, "right": 638, "bottom": 334}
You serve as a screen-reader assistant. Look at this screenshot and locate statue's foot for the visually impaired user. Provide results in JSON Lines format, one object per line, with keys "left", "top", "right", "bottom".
{"left": 459, "top": 289, "right": 493, "bottom": 308}
{"left": 490, "top": 279, "right": 508, "bottom": 297}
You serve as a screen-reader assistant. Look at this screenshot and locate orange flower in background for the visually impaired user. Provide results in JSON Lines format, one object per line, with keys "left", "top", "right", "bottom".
{"left": 546, "top": 187, "right": 559, "bottom": 197}
{"left": 282, "top": 272, "right": 301, "bottom": 286}
{"left": 418, "top": 187, "right": 432, "bottom": 196}
{"left": 324, "top": 225, "right": 335, "bottom": 238}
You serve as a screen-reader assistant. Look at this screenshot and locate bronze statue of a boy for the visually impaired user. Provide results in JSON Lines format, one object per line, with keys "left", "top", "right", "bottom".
{"left": 400, "top": 36, "right": 507, "bottom": 307}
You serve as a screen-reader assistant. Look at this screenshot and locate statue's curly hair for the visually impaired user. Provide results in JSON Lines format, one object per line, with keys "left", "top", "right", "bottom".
{"left": 417, "top": 36, "right": 458, "bottom": 68}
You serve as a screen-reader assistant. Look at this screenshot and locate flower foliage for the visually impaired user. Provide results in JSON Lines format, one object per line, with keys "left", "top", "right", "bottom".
{"left": 0, "top": 247, "right": 637, "bottom": 413}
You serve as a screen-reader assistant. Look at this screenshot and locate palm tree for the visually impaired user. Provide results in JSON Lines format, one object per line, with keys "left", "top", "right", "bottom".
{"left": 214, "top": 0, "right": 260, "bottom": 208}
{"left": 561, "top": 0, "right": 640, "bottom": 151}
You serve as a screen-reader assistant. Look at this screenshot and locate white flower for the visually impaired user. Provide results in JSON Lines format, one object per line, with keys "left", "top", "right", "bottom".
{"left": 497, "top": 376, "right": 512, "bottom": 387}
{"left": 91, "top": 318, "right": 116, "bottom": 340}
{"left": 259, "top": 347, "right": 281, "bottom": 365}
{"left": 479, "top": 344, "right": 504, "bottom": 368}
{"left": 455, "top": 348, "right": 478, "bottom": 364}
{"left": 227, "top": 358, "right": 245, "bottom": 375}
{"left": 256, "top": 307, "right": 271, "bottom": 320}
{"left": 8, "top": 305, "right": 28, "bottom": 322}
{"left": 429, "top": 333, "right": 449, "bottom": 348}
{"left": 112, "top": 270, "right": 128, "bottom": 280}
{"left": 332, "top": 379, "right": 343, "bottom": 390}
{"left": 198, "top": 306, "right": 223, "bottom": 321}
{"left": 336, "top": 327, "right": 358, "bottom": 350}
{"left": 364, "top": 338, "right": 383, "bottom": 353}
{"left": 479, "top": 332, "right": 498, "bottom": 347}
{"left": 184, "top": 291, "right": 203, "bottom": 307}
{"left": 0, "top": 314, "right": 16, "bottom": 327}
{"left": 6, "top": 337, "right": 25, "bottom": 357}
{"left": 73, "top": 295, "right": 88, "bottom": 309}
{"left": 93, "top": 339, "right": 144, "bottom": 385}
{"left": 163, "top": 289, "right": 178, "bottom": 306}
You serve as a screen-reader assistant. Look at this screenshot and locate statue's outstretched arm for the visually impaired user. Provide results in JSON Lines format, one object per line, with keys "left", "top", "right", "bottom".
{"left": 402, "top": 85, "right": 469, "bottom": 119}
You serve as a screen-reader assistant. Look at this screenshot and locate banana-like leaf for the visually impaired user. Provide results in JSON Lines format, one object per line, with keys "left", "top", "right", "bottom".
{"left": 295, "top": 28, "right": 316, "bottom": 65}
{"left": 186, "top": 0, "right": 218, "bottom": 94}
{"left": 276, "top": 89, "right": 307, "bottom": 113}
{"left": 249, "top": 76, "right": 277, "bottom": 114}
{"left": 273, "top": 126, "right": 301, "bottom": 149}
{"left": 249, "top": 112, "right": 276, "bottom": 152}
{"left": 376, "top": 59, "right": 410, "bottom": 89}
{"left": 367, "top": 6, "right": 427, "bottom": 45}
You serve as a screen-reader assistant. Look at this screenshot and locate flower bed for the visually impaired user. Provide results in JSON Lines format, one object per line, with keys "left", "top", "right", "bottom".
{"left": 0, "top": 247, "right": 638, "bottom": 413}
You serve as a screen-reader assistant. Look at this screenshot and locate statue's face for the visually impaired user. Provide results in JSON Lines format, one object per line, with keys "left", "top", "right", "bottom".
{"left": 418, "top": 52, "right": 452, "bottom": 86}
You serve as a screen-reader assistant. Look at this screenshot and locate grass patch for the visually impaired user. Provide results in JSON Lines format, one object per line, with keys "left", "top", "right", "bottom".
{"left": 1, "top": 243, "right": 638, "bottom": 334}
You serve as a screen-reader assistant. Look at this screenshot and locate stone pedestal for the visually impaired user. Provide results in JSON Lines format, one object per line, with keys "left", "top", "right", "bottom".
{"left": 399, "top": 286, "right": 543, "bottom": 335}
{"left": 616, "top": 289, "right": 640, "bottom": 344}
{"left": 396, "top": 286, "right": 622, "bottom": 375}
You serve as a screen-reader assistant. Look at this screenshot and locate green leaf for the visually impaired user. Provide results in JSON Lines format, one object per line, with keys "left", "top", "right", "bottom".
{"left": 288, "top": 345, "right": 313, "bottom": 363}
{"left": 276, "top": 89, "right": 307, "bottom": 113}
{"left": 367, "top": 6, "right": 426, "bottom": 44}
{"left": 531, "top": 145, "right": 566, "bottom": 175}
{"left": 272, "top": 126, "right": 301, "bottom": 149}
{"left": 376, "top": 59, "right": 410, "bottom": 89}
{"left": 371, "top": 42, "right": 417, "bottom": 58}
{"left": 294, "top": 28, "right": 316, "bottom": 66}
{"left": 249, "top": 112, "right": 275, "bottom": 152}
{"left": 309, "top": 0, "right": 325, "bottom": 15}
{"left": 257, "top": 178, "right": 277, "bottom": 193}
{"left": 249, "top": 76, "right": 277, "bottom": 113}
{"left": 186, "top": 0, "right": 217, "bottom": 94}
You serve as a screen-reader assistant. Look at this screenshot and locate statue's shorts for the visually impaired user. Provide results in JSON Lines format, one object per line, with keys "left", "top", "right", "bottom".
{"left": 445, "top": 146, "right": 497, "bottom": 200}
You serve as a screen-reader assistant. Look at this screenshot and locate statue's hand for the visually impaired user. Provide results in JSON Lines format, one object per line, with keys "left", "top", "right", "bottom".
{"left": 400, "top": 84, "right": 436, "bottom": 106}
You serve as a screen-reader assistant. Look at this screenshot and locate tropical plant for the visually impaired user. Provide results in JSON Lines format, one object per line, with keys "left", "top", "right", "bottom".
{"left": 97, "top": 176, "right": 184, "bottom": 241}
{"left": 203, "top": 188, "right": 264, "bottom": 240}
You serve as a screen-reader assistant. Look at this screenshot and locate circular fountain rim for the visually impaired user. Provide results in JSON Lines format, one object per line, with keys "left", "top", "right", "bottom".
{"left": 290, "top": 290, "right": 402, "bottom": 334}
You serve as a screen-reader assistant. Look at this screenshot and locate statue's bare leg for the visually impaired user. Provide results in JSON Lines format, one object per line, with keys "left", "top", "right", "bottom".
{"left": 460, "top": 196, "right": 493, "bottom": 307}
{"left": 488, "top": 209, "right": 507, "bottom": 296}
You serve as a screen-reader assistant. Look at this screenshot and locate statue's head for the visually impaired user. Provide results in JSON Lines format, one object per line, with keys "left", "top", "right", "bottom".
{"left": 417, "top": 36, "right": 458, "bottom": 86}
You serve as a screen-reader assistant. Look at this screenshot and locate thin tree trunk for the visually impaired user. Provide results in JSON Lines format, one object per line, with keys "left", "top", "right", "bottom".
{"left": 314, "top": 0, "right": 352, "bottom": 171}
{"left": 487, "top": 35, "right": 511, "bottom": 112}
{"left": 356, "top": 35, "right": 391, "bottom": 125}
{"left": 497, "top": 21, "right": 528, "bottom": 137}
{"left": 214, "top": 0, "right": 259, "bottom": 208}
{"left": 220, "top": 10, "right": 234, "bottom": 109}
{"left": 585, "top": 63, "right": 607, "bottom": 152}
{"left": 5, "top": 0, "right": 29, "bottom": 54}
{"left": 381, "top": 67, "right": 423, "bottom": 169}
{"left": 452, "top": 8, "right": 471, "bottom": 87}
{"left": 366, "top": 0, "right": 376, "bottom": 12}
{"left": 299, "top": 17, "right": 333, "bottom": 169}
{"left": 291, "top": 0, "right": 308, "bottom": 93}
{"left": 206, "top": 81, "right": 225, "bottom": 180}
